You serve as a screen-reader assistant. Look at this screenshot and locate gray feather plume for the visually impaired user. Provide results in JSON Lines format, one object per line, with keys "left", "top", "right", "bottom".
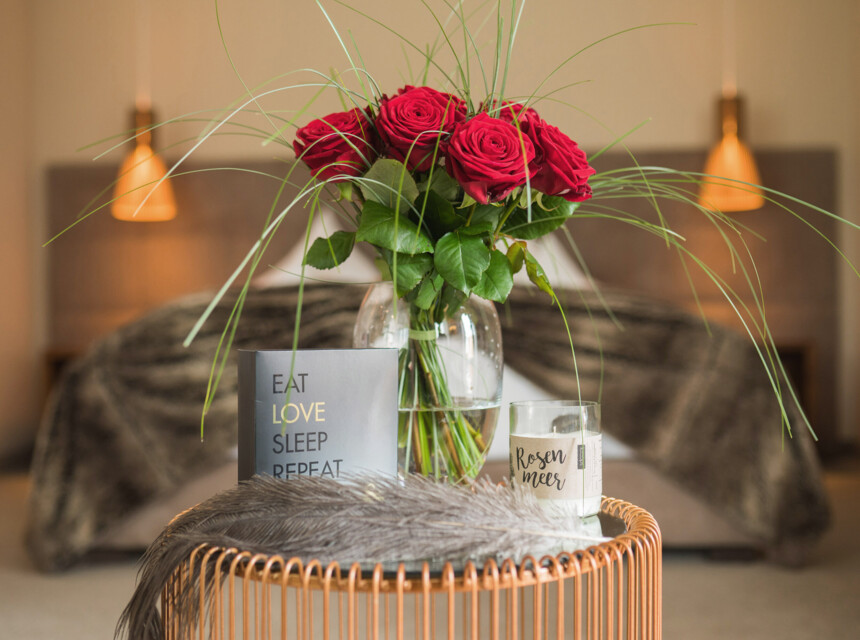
{"left": 116, "top": 473, "right": 604, "bottom": 640}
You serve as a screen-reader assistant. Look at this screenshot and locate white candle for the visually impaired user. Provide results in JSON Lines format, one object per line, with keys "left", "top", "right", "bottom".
{"left": 510, "top": 431, "right": 603, "bottom": 517}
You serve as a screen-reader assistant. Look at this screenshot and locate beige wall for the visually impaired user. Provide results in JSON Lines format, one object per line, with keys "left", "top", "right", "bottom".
{"left": 3, "top": 0, "right": 858, "bottom": 454}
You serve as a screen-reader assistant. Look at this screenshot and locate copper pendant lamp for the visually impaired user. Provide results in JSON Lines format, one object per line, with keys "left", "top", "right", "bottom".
{"left": 699, "top": 93, "right": 765, "bottom": 212}
{"left": 698, "top": 0, "right": 764, "bottom": 213}
{"left": 111, "top": 0, "right": 176, "bottom": 222}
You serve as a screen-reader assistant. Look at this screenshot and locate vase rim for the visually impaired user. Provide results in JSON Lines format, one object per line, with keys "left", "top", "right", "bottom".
{"left": 509, "top": 399, "right": 600, "bottom": 408}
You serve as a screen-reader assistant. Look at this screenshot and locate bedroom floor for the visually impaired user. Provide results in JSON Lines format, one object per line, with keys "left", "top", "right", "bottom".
{"left": 1, "top": 458, "right": 859, "bottom": 640}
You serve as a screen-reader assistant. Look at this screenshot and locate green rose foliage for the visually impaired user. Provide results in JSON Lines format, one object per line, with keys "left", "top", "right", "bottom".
{"left": 359, "top": 158, "right": 419, "bottom": 213}
{"left": 356, "top": 200, "right": 433, "bottom": 255}
{"left": 307, "top": 158, "right": 584, "bottom": 307}
{"left": 501, "top": 195, "right": 579, "bottom": 239}
{"left": 304, "top": 230, "right": 356, "bottom": 269}
{"left": 434, "top": 230, "right": 491, "bottom": 292}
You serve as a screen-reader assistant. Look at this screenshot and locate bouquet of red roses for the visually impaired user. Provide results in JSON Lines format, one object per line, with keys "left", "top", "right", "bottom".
{"left": 291, "top": 85, "right": 595, "bottom": 481}
{"left": 294, "top": 85, "right": 594, "bottom": 305}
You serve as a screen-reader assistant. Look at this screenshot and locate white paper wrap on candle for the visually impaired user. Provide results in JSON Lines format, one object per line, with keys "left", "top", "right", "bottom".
{"left": 510, "top": 432, "right": 602, "bottom": 516}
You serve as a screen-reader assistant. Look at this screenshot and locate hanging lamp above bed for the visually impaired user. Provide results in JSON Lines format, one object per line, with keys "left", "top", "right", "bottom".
{"left": 698, "top": 0, "right": 764, "bottom": 213}
{"left": 111, "top": 0, "right": 176, "bottom": 222}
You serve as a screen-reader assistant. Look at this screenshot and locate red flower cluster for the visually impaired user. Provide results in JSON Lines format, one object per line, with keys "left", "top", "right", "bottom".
{"left": 293, "top": 87, "right": 594, "bottom": 204}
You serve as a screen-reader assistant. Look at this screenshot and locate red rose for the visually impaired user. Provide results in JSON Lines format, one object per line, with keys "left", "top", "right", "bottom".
{"left": 293, "top": 108, "right": 376, "bottom": 181}
{"left": 445, "top": 113, "right": 536, "bottom": 204}
{"left": 376, "top": 86, "right": 466, "bottom": 171}
{"left": 527, "top": 120, "right": 595, "bottom": 202}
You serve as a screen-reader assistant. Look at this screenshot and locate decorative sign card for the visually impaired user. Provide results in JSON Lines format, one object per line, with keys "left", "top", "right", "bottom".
{"left": 238, "top": 349, "right": 398, "bottom": 481}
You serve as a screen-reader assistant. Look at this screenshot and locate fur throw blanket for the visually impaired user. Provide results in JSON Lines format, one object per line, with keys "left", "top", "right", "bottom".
{"left": 27, "top": 284, "right": 829, "bottom": 570}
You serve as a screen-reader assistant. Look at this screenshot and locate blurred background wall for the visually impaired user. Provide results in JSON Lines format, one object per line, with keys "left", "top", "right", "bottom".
{"left": 1, "top": 0, "right": 858, "bottom": 459}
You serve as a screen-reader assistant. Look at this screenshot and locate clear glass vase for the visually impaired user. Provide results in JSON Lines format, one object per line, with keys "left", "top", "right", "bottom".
{"left": 353, "top": 282, "right": 503, "bottom": 482}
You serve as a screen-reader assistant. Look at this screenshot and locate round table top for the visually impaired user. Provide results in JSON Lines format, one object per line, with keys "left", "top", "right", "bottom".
{"left": 183, "top": 496, "right": 660, "bottom": 594}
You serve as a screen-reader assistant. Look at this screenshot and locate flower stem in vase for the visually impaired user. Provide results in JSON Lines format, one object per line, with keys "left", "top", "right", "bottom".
{"left": 354, "top": 281, "right": 502, "bottom": 483}
{"left": 399, "top": 306, "right": 485, "bottom": 481}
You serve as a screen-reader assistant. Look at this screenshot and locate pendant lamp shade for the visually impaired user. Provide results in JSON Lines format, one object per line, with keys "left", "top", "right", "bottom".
{"left": 698, "top": 96, "right": 765, "bottom": 212}
{"left": 111, "top": 108, "right": 177, "bottom": 222}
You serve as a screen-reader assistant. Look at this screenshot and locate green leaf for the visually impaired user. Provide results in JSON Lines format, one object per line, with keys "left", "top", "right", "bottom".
{"left": 303, "top": 231, "right": 356, "bottom": 269}
{"left": 420, "top": 170, "right": 461, "bottom": 201}
{"left": 336, "top": 181, "right": 353, "bottom": 202}
{"left": 417, "top": 189, "right": 464, "bottom": 238}
{"left": 459, "top": 221, "right": 495, "bottom": 236}
{"left": 502, "top": 207, "right": 566, "bottom": 239}
{"left": 414, "top": 272, "right": 445, "bottom": 310}
{"left": 374, "top": 255, "right": 391, "bottom": 280}
{"left": 438, "top": 284, "right": 467, "bottom": 320}
{"left": 525, "top": 251, "right": 554, "bottom": 296}
{"left": 501, "top": 196, "right": 579, "bottom": 239}
{"left": 473, "top": 250, "right": 514, "bottom": 302}
{"left": 470, "top": 204, "right": 502, "bottom": 230}
{"left": 357, "top": 200, "right": 434, "bottom": 255}
{"left": 387, "top": 252, "right": 433, "bottom": 297}
{"left": 359, "top": 158, "right": 419, "bottom": 212}
{"left": 506, "top": 241, "right": 526, "bottom": 274}
{"left": 434, "top": 231, "right": 491, "bottom": 292}
{"left": 459, "top": 193, "right": 477, "bottom": 209}
{"left": 518, "top": 188, "right": 533, "bottom": 209}
{"left": 538, "top": 194, "right": 583, "bottom": 221}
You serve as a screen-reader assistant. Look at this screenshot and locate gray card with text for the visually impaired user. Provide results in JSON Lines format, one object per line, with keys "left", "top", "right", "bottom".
{"left": 238, "top": 349, "right": 398, "bottom": 481}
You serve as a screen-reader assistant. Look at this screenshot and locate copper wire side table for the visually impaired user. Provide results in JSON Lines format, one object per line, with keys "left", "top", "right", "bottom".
{"left": 161, "top": 496, "right": 661, "bottom": 640}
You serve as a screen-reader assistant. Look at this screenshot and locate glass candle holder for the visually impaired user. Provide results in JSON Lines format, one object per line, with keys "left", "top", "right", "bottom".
{"left": 509, "top": 400, "right": 602, "bottom": 517}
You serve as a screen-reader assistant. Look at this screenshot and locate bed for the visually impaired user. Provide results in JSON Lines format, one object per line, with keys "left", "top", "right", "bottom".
{"left": 28, "top": 151, "right": 837, "bottom": 571}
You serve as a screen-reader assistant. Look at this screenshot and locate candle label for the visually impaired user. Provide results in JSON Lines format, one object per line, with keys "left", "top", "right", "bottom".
{"left": 510, "top": 433, "right": 602, "bottom": 501}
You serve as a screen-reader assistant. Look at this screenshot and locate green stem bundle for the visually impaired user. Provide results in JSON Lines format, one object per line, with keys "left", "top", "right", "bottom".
{"left": 398, "top": 305, "right": 489, "bottom": 482}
